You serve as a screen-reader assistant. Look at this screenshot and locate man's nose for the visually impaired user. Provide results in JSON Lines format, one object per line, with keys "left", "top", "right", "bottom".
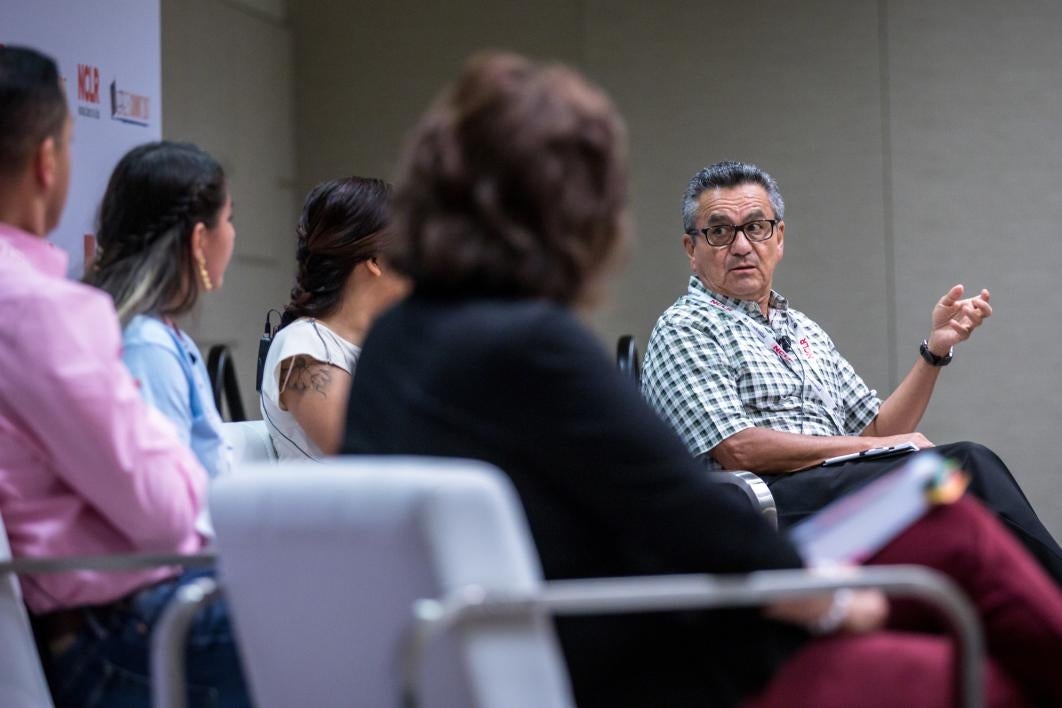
{"left": 729, "top": 229, "right": 754, "bottom": 254}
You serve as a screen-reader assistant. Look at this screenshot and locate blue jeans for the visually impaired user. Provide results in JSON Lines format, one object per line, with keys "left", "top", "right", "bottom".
{"left": 40, "top": 568, "right": 251, "bottom": 708}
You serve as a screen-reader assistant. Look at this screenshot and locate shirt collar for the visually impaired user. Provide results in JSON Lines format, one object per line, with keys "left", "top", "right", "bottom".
{"left": 0, "top": 222, "right": 69, "bottom": 277}
{"left": 687, "top": 276, "right": 788, "bottom": 317}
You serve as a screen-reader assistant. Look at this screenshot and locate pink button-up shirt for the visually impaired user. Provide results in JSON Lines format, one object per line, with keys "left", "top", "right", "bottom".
{"left": 0, "top": 223, "right": 206, "bottom": 614}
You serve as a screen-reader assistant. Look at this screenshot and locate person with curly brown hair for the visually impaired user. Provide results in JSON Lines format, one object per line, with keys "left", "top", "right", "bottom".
{"left": 342, "top": 51, "right": 1062, "bottom": 707}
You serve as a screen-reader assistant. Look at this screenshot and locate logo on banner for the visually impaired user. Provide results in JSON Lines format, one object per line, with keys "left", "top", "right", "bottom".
{"left": 109, "top": 80, "right": 150, "bottom": 126}
{"left": 76, "top": 64, "right": 101, "bottom": 119}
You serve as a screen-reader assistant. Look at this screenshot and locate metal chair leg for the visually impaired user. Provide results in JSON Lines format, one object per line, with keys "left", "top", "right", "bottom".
{"left": 150, "top": 576, "right": 222, "bottom": 708}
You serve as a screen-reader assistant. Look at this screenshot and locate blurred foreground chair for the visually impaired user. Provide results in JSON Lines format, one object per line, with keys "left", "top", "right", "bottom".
{"left": 153, "top": 457, "right": 984, "bottom": 708}
{"left": 0, "top": 508, "right": 213, "bottom": 708}
{"left": 0, "top": 511, "right": 50, "bottom": 707}
{"left": 618, "top": 335, "right": 778, "bottom": 528}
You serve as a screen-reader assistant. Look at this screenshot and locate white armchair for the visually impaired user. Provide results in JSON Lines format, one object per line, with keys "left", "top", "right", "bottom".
{"left": 152, "top": 457, "right": 984, "bottom": 708}
{"left": 0, "top": 509, "right": 213, "bottom": 708}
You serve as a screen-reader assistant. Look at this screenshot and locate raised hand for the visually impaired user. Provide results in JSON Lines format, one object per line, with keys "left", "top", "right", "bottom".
{"left": 928, "top": 284, "right": 992, "bottom": 355}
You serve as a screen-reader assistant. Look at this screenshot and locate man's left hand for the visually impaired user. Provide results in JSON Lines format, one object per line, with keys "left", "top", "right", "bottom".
{"left": 928, "top": 284, "right": 992, "bottom": 355}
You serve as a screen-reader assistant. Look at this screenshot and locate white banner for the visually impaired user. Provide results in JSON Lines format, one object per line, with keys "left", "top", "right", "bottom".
{"left": 3, "top": 0, "right": 161, "bottom": 276}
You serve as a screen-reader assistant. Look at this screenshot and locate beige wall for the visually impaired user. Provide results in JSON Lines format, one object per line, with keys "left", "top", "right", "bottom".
{"left": 885, "top": 0, "right": 1062, "bottom": 536}
{"left": 288, "top": 0, "right": 584, "bottom": 195}
{"left": 162, "top": 0, "right": 297, "bottom": 417}
{"left": 167, "top": 0, "right": 1062, "bottom": 536}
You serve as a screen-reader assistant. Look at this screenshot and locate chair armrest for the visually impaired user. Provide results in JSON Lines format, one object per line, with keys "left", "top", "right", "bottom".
{"left": 707, "top": 470, "right": 777, "bottom": 529}
{"left": 151, "top": 576, "right": 222, "bottom": 708}
{"left": 403, "top": 565, "right": 983, "bottom": 708}
{"left": 0, "top": 550, "right": 216, "bottom": 576}
{"left": 0, "top": 551, "right": 217, "bottom": 708}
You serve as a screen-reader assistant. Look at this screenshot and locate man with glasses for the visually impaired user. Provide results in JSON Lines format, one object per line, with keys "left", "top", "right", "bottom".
{"left": 641, "top": 160, "right": 1062, "bottom": 584}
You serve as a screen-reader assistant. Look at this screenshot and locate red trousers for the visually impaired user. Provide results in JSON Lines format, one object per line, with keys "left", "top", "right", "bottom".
{"left": 745, "top": 497, "right": 1062, "bottom": 708}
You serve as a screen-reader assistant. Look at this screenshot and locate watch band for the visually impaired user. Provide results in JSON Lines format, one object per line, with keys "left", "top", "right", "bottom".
{"left": 920, "top": 339, "right": 953, "bottom": 366}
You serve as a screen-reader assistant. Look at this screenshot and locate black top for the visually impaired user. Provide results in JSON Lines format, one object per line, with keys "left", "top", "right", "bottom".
{"left": 344, "top": 295, "right": 806, "bottom": 707}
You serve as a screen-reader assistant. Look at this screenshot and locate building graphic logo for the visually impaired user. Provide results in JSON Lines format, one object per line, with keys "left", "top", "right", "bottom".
{"left": 76, "top": 63, "right": 101, "bottom": 118}
{"left": 109, "top": 79, "right": 150, "bottom": 126}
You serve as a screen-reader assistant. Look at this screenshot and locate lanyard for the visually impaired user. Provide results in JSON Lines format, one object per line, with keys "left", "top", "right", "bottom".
{"left": 704, "top": 296, "right": 835, "bottom": 410}
{"left": 704, "top": 297, "right": 814, "bottom": 363}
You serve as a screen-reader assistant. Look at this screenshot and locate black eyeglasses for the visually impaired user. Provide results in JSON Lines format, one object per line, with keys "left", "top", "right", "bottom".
{"left": 695, "top": 219, "right": 778, "bottom": 248}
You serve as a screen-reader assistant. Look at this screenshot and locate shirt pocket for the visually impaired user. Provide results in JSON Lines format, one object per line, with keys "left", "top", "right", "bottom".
{"left": 736, "top": 351, "right": 804, "bottom": 414}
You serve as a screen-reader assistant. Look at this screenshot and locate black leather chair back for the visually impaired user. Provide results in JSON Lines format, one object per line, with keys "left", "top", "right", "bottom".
{"left": 206, "top": 344, "right": 248, "bottom": 422}
{"left": 616, "top": 335, "right": 641, "bottom": 384}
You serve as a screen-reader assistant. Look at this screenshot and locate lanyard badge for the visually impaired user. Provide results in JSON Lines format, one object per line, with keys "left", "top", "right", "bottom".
{"left": 705, "top": 296, "right": 835, "bottom": 410}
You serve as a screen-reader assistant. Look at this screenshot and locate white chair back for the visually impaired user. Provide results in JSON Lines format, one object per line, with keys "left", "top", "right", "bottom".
{"left": 0, "top": 512, "right": 55, "bottom": 708}
{"left": 210, "top": 456, "right": 573, "bottom": 708}
{"left": 221, "top": 420, "right": 276, "bottom": 464}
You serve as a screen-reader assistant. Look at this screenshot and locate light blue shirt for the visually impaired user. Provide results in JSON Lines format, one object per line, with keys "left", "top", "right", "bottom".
{"left": 122, "top": 315, "right": 230, "bottom": 480}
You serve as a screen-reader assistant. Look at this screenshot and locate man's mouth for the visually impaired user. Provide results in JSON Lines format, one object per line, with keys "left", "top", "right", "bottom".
{"left": 729, "top": 264, "right": 757, "bottom": 272}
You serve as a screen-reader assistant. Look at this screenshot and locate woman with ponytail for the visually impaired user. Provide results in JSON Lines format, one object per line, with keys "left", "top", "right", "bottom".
{"left": 260, "top": 177, "right": 408, "bottom": 459}
{"left": 88, "top": 141, "right": 235, "bottom": 483}
{"left": 77, "top": 140, "right": 249, "bottom": 705}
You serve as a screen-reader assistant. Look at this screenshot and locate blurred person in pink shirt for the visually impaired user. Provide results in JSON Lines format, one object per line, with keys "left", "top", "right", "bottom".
{"left": 0, "top": 46, "right": 248, "bottom": 707}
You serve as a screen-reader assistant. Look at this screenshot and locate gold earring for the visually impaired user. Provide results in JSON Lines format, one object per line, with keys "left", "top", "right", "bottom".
{"left": 196, "top": 253, "right": 214, "bottom": 292}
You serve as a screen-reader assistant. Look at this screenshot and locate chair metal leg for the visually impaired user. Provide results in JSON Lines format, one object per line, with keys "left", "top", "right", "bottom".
{"left": 150, "top": 576, "right": 222, "bottom": 708}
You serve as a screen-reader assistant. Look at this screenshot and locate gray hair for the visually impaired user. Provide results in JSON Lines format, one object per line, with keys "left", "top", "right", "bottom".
{"left": 681, "top": 160, "right": 785, "bottom": 234}
{"left": 92, "top": 226, "right": 192, "bottom": 327}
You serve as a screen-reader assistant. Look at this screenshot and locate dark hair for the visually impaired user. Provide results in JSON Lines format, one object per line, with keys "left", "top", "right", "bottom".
{"left": 86, "top": 141, "right": 227, "bottom": 325}
{"left": 0, "top": 46, "right": 67, "bottom": 176}
{"left": 682, "top": 160, "right": 785, "bottom": 235}
{"left": 391, "top": 52, "right": 628, "bottom": 305}
{"left": 280, "top": 177, "right": 393, "bottom": 328}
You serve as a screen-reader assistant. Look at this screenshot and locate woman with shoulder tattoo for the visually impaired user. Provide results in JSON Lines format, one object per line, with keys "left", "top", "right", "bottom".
{"left": 261, "top": 177, "right": 408, "bottom": 459}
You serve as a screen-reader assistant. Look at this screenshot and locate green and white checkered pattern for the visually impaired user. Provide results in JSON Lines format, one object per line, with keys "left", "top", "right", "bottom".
{"left": 642, "top": 277, "right": 880, "bottom": 468}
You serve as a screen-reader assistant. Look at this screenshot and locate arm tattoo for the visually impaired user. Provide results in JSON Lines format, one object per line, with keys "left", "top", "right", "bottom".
{"left": 281, "top": 356, "right": 333, "bottom": 398}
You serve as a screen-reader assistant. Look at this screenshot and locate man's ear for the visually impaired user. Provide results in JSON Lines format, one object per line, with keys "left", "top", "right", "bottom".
{"left": 366, "top": 257, "right": 382, "bottom": 277}
{"left": 683, "top": 234, "right": 696, "bottom": 267}
{"left": 776, "top": 220, "right": 784, "bottom": 258}
{"left": 34, "top": 136, "right": 57, "bottom": 190}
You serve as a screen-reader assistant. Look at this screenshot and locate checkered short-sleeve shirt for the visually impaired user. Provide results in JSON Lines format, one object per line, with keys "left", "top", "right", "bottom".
{"left": 641, "top": 277, "right": 881, "bottom": 468}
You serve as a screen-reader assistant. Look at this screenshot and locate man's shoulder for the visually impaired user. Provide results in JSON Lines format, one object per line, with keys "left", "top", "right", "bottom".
{"left": 0, "top": 269, "right": 123, "bottom": 365}
{"left": 0, "top": 267, "right": 114, "bottom": 322}
{"left": 651, "top": 292, "right": 731, "bottom": 341}
{"left": 788, "top": 306, "right": 833, "bottom": 340}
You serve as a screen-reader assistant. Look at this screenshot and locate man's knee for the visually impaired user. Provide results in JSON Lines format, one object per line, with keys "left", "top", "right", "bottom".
{"left": 936, "top": 441, "right": 1008, "bottom": 472}
{"left": 933, "top": 442, "right": 1035, "bottom": 515}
